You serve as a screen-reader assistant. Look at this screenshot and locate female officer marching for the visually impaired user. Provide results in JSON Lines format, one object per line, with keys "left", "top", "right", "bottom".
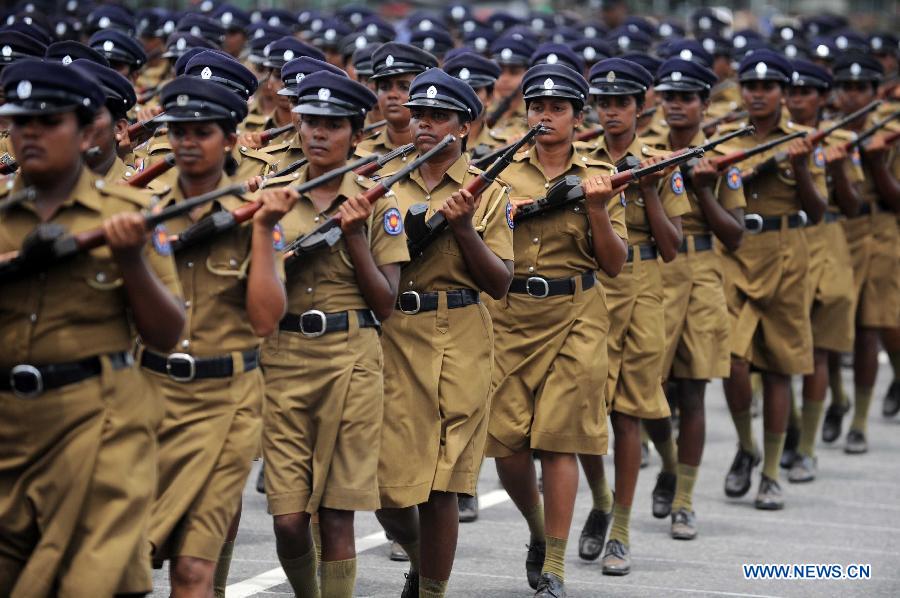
{"left": 576, "top": 57, "right": 691, "bottom": 576}
{"left": 486, "top": 62, "right": 628, "bottom": 597}
{"left": 374, "top": 68, "right": 514, "bottom": 598}
{"left": 255, "top": 71, "right": 408, "bottom": 598}
{"left": 138, "top": 76, "right": 294, "bottom": 597}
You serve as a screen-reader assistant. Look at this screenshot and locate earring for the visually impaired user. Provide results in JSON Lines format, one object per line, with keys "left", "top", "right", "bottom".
{"left": 225, "top": 147, "right": 232, "bottom": 152}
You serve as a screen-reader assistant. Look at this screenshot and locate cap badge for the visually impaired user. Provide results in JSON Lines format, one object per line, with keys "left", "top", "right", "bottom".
{"left": 201, "top": 66, "right": 213, "bottom": 80}
{"left": 426, "top": 85, "right": 438, "bottom": 98}
{"left": 222, "top": 13, "right": 233, "bottom": 26}
{"left": 850, "top": 63, "right": 862, "bottom": 77}
{"left": 318, "top": 88, "right": 331, "bottom": 101}
{"left": 268, "top": 16, "right": 281, "bottom": 27}
{"left": 16, "top": 80, "right": 31, "bottom": 100}
{"left": 679, "top": 49, "right": 693, "bottom": 60}
{"left": 283, "top": 50, "right": 294, "bottom": 61}
{"left": 618, "top": 35, "right": 630, "bottom": 49}
{"left": 475, "top": 38, "right": 487, "bottom": 51}
{"left": 355, "top": 36, "right": 367, "bottom": 49}
{"left": 98, "top": 16, "right": 110, "bottom": 28}
{"left": 606, "top": 70, "right": 616, "bottom": 83}
{"left": 872, "top": 37, "right": 883, "bottom": 50}
{"left": 543, "top": 78, "right": 555, "bottom": 89}
{"left": 176, "top": 94, "right": 190, "bottom": 106}
{"left": 176, "top": 37, "right": 187, "bottom": 50}
{"left": 296, "top": 73, "right": 305, "bottom": 85}
{"left": 671, "top": 71, "right": 682, "bottom": 81}
{"left": 785, "top": 45, "right": 797, "bottom": 58}
{"left": 501, "top": 48, "right": 512, "bottom": 61}
{"left": 734, "top": 35, "right": 747, "bottom": 48}
{"left": 420, "top": 20, "right": 433, "bottom": 31}
{"left": 103, "top": 40, "right": 114, "bottom": 52}
{"left": 463, "top": 21, "right": 476, "bottom": 33}
{"left": 190, "top": 26, "right": 202, "bottom": 37}
{"left": 660, "top": 23, "right": 673, "bottom": 37}
{"left": 699, "top": 16, "right": 711, "bottom": 29}
{"left": 385, "top": 54, "right": 395, "bottom": 67}
{"left": 547, "top": 53, "right": 558, "bottom": 64}
{"left": 703, "top": 38, "right": 715, "bottom": 53}
{"left": 584, "top": 47, "right": 596, "bottom": 60}
{"left": 792, "top": 71, "right": 800, "bottom": 82}
{"left": 452, "top": 6, "right": 466, "bottom": 20}
{"left": 836, "top": 36, "right": 848, "bottom": 49}
{"left": 754, "top": 62, "right": 768, "bottom": 77}
{"left": 1, "top": 46, "right": 11, "bottom": 58}
{"left": 782, "top": 28, "right": 794, "bottom": 40}
{"left": 423, "top": 38, "right": 435, "bottom": 51}
{"left": 366, "top": 24, "right": 378, "bottom": 36}
{"left": 585, "top": 27, "right": 597, "bottom": 37}
{"left": 324, "top": 29, "right": 336, "bottom": 41}
{"left": 62, "top": 55, "right": 72, "bottom": 65}
{"left": 459, "top": 68, "right": 470, "bottom": 80}
{"left": 815, "top": 44, "right": 829, "bottom": 57}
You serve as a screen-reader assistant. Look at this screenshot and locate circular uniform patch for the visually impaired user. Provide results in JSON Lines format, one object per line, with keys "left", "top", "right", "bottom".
{"left": 813, "top": 145, "right": 826, "bottom": 168}
{"left": 272, "top": 223, "right": 285, "bottom": 250}
{"left": 851, "top": 148, "right": 861, "bottom": 166}
{"left": 670, "top": 171, "right": 685, "bottom": 195}
{"left": 383, "top": 207, "right": 403, "bottom": 235}
{"left": 726, "top": 166, "right": 743, "bottom": 190}
{"left": 152, "top": 224, "right": 172, "bottom": 256}
{"left": 506, "top": 201, "right": 515, "bottom": 229}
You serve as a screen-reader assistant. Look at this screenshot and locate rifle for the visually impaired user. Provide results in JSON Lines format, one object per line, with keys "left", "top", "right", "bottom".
{"left": 283, "top": 135, "right": 456, "bottom": 263}
{"left": 353, "top": 143, "right": 416, "bottom": 178}
{"left": 258, "top": 123, "right": 295, "bottom": 146}
{"left": 362, "top": 119, "right": 387, "bottom": 136}
{"left": 515, "top": 142, "right": 707, "bottom": 223}
{"left": 850, "top": 111, "right": 900, "bottom": 151}
{"left": 128, "top": 153, "right": 176, "bottom": 188}
{"left": 637, "top": 105, "right": 658, "bottom": 120}
{"left": 471, "top": 129, "right": 542, "bottom": 170}
{"left": 701, "top": 110, "right": 748, "bottom": 134}
{"left": 126, "top": 113, "right": 166, "bottom": 146}
{"left": 485, "top": 90, "right": 519, "bottom": 129}
{"left": 169, "top": 155, "right": 378, "bottom": 253}
{"left": 671, "top": 126, "right": 756, "bottom": 178}
{"left": 136, "top": 85, "right": 159, "bottom": 105}
{"left": 0, "top": 153, "right": 17, "bottom": 175}
{"left": 744, "top": 101, "right": 882, "bottom": 179}
{"left": 405, "top": 124, "right": 547, "bottom": 260}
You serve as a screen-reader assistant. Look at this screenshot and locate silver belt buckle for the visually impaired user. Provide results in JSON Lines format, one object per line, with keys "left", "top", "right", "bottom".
{"left": 796, "top": 210, "right": 808, "bottom": 228}
{"left": 744, "top": 213, "right": 764, "bottom": 234}
{"left": 525, "top": 276, "right": 550, "bottom": 298}
{"left": 166, "top": 352, "right": 197, "bottom": 382}
{"left": 299, "top": 309, "right": 328, "bottom": 337}
{"left": 10, "top": 364, "right": 43, "bottom": 398}
{"left": 399, "top": 291, "right": 422, "bottom": 314}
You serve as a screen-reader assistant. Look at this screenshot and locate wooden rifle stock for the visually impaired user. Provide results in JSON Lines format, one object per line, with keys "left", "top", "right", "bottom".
{"left": 258, "top": 123, "right": 295, "bottom": 145}
{"left": 127, "top": 153, "right": 176, "bottom": 187}
{"left": 353, "top": 143, "right": 416, "bottom": 177}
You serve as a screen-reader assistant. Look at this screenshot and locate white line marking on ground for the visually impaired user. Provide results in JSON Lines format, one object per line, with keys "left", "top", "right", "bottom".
{"left": 226, "top": 489, "right": 512, "bottom": 597}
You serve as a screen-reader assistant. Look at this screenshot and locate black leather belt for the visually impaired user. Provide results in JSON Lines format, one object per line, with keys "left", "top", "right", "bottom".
{"left": 857, "top": 201, "right": 892, "bottom": 217}
{"left": 822, "top": 211, "right": 843, "bottom": 224}
{"left": 279, "top": 309, "right": 379, "bottom": 337}
{"left": 626, "top": 244, "right": 658, "bottom": 262}
{"left": 396, "top": 288, "right": 480, "bottom": 314}
{"left": 743, "top": 211, "right": 808, "bottom": 234}
{"left": 678, "top": 234, "right": 713, "bottom": 253}
{"left": 1, "top": 352, "right": 133, "bottom": 398}
{"left": 140, "top": 348, "right": 259, "bottom": 382}
{"left": 509, "top": 271, "right": 595, "bottom": 297}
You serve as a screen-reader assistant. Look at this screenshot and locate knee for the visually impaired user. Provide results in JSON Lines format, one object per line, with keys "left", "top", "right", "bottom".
{"left": 171, "top": 557, "right": 213, "bottom": 588}
{"left": 273, "top": 512, "right": 310, "bottom": 542}
{"left": 678, "top": 381, "right": 707, "bottom": 414}
{"left": 612, "top": 412, "right": 639, "bottom": 435}
{"left": 319, "top": 509, "right": 354, "bottom": 539}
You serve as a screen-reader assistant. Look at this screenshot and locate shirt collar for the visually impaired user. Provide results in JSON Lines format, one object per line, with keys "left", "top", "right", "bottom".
{"left": 12, "top": 164, "right": 106, "bottom": 214}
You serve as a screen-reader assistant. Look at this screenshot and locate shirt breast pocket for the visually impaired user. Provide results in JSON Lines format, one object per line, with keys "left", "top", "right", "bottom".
{"left": 553, "top": 204, "right": 589, "bottom": 240}
{"left": 205, "top": 244, "right": 248, "bottom": 299}
{"left": 67, "top": 251, "right": 124, "bottom": 320}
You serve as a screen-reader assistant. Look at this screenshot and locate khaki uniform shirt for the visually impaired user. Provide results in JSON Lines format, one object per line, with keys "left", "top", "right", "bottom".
{"left": 641, "top": 129, "right": 747, "bottom": 236}
{"left": 0, "top": 167, "right": 182, "bottom": 366}
{"left": 355, "top": 127, "right": 409, "bottom": 159}
{"left": 157, "top": 175, "right": 284, "bottom": 356}
{"left": 505, "top": 146, "right": 627, "bottom": 278}
{"left": 392, "top": 154, "right": 514, "bottom": 290}
{"left": 274, "top": 165, "right": 409, "bottom": 313}
{"left": 590, "top": 134, "right": 692, "bottom": 245}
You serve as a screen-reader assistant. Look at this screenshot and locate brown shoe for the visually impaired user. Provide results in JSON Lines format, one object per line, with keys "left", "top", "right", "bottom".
{"left": 600, "top": 539, "right": 631, "bottom": 576}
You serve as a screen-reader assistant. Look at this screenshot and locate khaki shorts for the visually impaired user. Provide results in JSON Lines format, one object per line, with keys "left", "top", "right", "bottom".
{"left": 262, "top": 324, "right": 384, "bottom": 515}
{"left": 844, "top": 213, "right": 900, "bottom": 329}
{"left": 661, "top": 240, "right": 731, "bottom": 380}
{"left": 807, "top": 221, "right": 856, "bottom": 352}
{"left": 0, "top": 359, "right": 159, "bottom": 597}
{"left": 486, "top": 276, "right": 609, "bottom": 457}
{"left": 148, "top": 364, "right": 263, "bottom": 563}
{"left": 598, "top": 250, "right": 671, "bottom": 420}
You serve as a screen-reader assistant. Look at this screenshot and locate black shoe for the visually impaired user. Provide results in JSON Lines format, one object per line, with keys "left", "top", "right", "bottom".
{"left": 534, "top": 572, "right": 565, "bottom": 597}
{"left": 780, "top": 425, "right": 799, "bottom": 469}
{"left": 883, "top": 381, "right": 900, "bottom": 418}
{"left": 577, "top": 508, "right": 610, "bottom": 561}
{"left": 525, "top": 542, "right": 546, "bottom": 590}
{"left": 255, "top": 464, "right": 265, "bottom": 494}
{"left": 724, "top": 447, "right": 760, "bottom": 498}
{"left": 845, "top": 429, "right": 868, "bottom": 454}
{"left": 754, "top": 475, "right": 784, "bottom": 510}
{"left": 400, "top": 570, "right": 418, "bottom": 598}
{"left": 389, "top": 540, "right": 409, "bottom": 562}
{"left": 458, "top": 494, "right": 479, "bottom": 523}
{"left": 651, "top": 472, "right": 676, "bottom": 519}
{"left": 600, "top": 539, "right": 631, "bottom": 576}
{"left": 670, "top": 508, "right": 697, "bottom": 540}
{"left": 640, "top": 442, "right": 649, "bottom": 468}
{"left": 822, "top": 403, "right": 849, "bottom": 443}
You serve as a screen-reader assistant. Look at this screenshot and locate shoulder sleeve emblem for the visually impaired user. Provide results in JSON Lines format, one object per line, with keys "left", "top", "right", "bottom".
{"left": 383, "top": 207, "right": 403, "bottom": 235}
{"left": 813, "top": 145, "right": 826, "bottom": 168}
{"left": 726, "top": 166, "right": 743, "bottom": 190}
{"left": 506, "top": 201, "right": 515, "bottom": 230}
{"left": 670, "top": 171, "right": 685, "bottom": 195}
{"left": 851, "top": 148, "right": 861, "bottom": 166}
{"left": 152, "top": 223, "right": 172, "bottom": 256}
{"left": 272, "top": 223, "right": 286, "bottom": 250}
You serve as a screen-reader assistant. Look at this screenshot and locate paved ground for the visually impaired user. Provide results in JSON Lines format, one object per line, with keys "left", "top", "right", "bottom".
{"left": 152, "top": 363, "right": 900, "bottom": 597}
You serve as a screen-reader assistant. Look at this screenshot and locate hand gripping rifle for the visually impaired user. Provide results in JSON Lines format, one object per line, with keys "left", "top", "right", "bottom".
{"left": 405, "top": 124, "right": 546, "bottom": 260}
{"left": 514, "top": 143, "right": 709, "bottom": 223}
{"left": 282, "top": 134, "right": 457, "bottom": 264}
{"left": 0, "top": 153, "right": 18, "bottom": 175}
{"left": 848, "top": 111, "right": 900, "bottom": 151}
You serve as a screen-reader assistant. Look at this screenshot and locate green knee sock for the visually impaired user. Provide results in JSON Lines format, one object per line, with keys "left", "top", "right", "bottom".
{"left": 522, "top": 502, "right": 545, "bottom": 544}
{"left": 212, "top": 541, "right": 233, "bottom": 598}
{"left": 654, "top": 433, "right": 678, "bottom": 474}
{"left": 671, "top": 464, "right": 698, "bottom": 512}
{"left": 889, "top": 351, "right": 900, "bottom": 379}
{"left": 762, "top": 431, "right": 786, "bottom": 480}
{"left": 541, "top": 535, "right": 566, "bottom": 581}
{"left": 829, "top": 360, "right": 848, "bottom": 409}
{"left": 419, "top": 576, "right": 448, "bottom": 598}
{"left": 401, "top": 540, "right": 420, "bottom": 573}
{"left": 320, "top": 558, "right": 356, "bottom": 598}
{"left": 798, "top": 401, "right": 825, "bottom": 458}
{"left": 311, "top": 519, "right": 322, "bottom": 564}
{"left": 588, "top": 476, "right": 614, "bottom": 513}
{"left": 850, "top": 386, "right": 874, "bottom": 433}
{"left": 280, "top": 547, "right": 319, "bottom": 598}
{"left": 730, "top": 409, "right": 757, "bottom": 455}
{"left": 607, "top": 503, "right": 632, "bottom": 546}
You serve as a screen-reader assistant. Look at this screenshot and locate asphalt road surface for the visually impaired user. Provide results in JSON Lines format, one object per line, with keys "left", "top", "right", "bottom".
{"left": 151, "top": 361, "right": 900, "bottom": 597}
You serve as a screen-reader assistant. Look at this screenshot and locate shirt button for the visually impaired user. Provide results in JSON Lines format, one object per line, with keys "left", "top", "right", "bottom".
{"left": 751, "top": 193, "right": 758, "bottom": 200}
{"left": 306, "top": 287, "right": 313, "bottom": 293}
{"left": 425, "top": 195, "right": 431, "bottom": 200}
{"left": 544, "top": 183, "right": 549, "bottom": 189}
{"left": 528, "top": 266, "right": 535, "bottom": 273}
{"left": 180, "top": 340, "right": 190, "bottom": 349}
{"left": 228, "top": 258, "right": 238, "bottom": 267}
{"left": 532, "top": 237, "right": 539, "bottom": 244}
{"left": 314, "top": 216, "right": 320, "bottom": 223}
{"left": 184, "top": 300, "right": 191, "bottom": 308}
{"left": 95, "top": 272, "right": 107, "bottom": 283}
{"left": 408, "top": 280, "right": 414, "bottom": 287}
{"left": 29, "top": 313, "right": 37, "bottom": 323}
{"left": 186, "top": 261, "right": 194, "bottom": 268}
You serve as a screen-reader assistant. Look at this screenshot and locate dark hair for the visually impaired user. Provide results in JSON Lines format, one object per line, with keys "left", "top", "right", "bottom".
{"left": 225, "top": 153, "right": 238, "bottom": 176}
{"left": 75, "top": 107, "right": 98, "bottom": 128}
{"left": 525, "top": 97, "right": 585, "bottom": 115}
{"left": 212, "top": 119, "right": 238, "bottom": 175}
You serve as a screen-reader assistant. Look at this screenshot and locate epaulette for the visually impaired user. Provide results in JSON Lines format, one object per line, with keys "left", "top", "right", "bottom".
{"left": 146, "top": 140, "right": 172, "bottom": 156}
{"left": 240, "top": 144, "right": 284, "bottom": 164}
{"left": 717, "top": 120, "right": 748, "bottom": 132}
{"left": 243, "top": 112, "right": 268, "bottom": 127}
{"left": 577, "top": 153, "right": 616, "bottom": 170}
{"left": 785, "top": 120, "right": 815, "bottom": 133}
{"left": 638, "top": 131, "right": 668, "bottom": 148}
{"left": 94, "top": 177, "right": 161, "bottom": 209}
{"left": 640, "top": 145, "right": 669, "bottom": 157}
